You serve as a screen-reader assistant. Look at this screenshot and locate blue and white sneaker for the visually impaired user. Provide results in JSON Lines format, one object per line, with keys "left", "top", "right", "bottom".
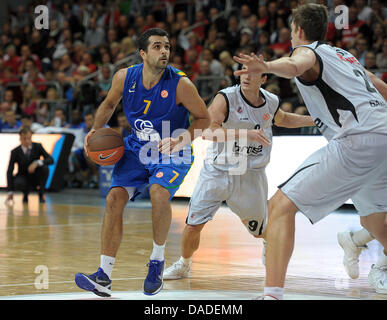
{"left": 75, "top": 268, "right": 112, "bottom": 297}
{"left": 143, "top": 260, "right": 164, "bottom": 295}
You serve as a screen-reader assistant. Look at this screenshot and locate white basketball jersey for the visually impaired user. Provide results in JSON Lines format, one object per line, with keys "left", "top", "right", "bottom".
{"left": 205, "top": 85, "right": 280, "bottom": 171}
{"left": 292, "top": 41, "right": 387, "bottom": 139}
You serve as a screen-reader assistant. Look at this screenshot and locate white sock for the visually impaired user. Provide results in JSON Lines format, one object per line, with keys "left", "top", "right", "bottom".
{"left": 150, "top": 241, "right": 165, "bottom": 261}
{"left": 376, "top": 250, "right": 387, "bottom": 268}
{"left": 351, "top": 229, "right": 374, "bottom": 247}
{"left": 100, "top": 255, "right": 115, "bottom": 278}
{"left": 179, "top": 256, "right": 192, "bottom": 265}
{"left": 264, "top": 287, "right": 284, "bottom": 300}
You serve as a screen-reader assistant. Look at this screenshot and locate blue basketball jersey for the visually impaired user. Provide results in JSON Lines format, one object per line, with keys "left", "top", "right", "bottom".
{"left": 122, "top": 64, "right": 190, "bottom": 151}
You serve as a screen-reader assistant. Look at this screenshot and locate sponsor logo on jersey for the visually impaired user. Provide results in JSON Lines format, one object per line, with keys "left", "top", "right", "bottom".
{"left": 134, "top": 119, "right": 161, "bottom": 141}
{"left": 237, "top": 107, "right": 242, "bottom": 113}
{"left": 233, "top": 141, "right": 263, "bottom": 156}
{"left": 263, "top": 113, "right": 270, "bottom": 121}
{"left": 129, "top": 81, "right": 136, "bottom": 93}
{"left": 161, "top": 90, "right": 168, "bottom": 98}
{"left": 156, "top": 171, "right": 164, "bottom": 178}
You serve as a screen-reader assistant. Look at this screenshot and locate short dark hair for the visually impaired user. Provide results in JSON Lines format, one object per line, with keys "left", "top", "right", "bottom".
{"left": 292, "top": 4, "right": 328, "bottom": 42}
{"left": 136, "top": 28, "right": 170, "bottom": 52}
{"left": 19, "top": 126, "right": 32, "bottom": 135}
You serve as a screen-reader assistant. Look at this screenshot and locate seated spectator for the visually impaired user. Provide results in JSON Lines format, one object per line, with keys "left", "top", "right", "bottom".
{"left": 60, "top": 54, "right": 77, "bottom": 78}
{"left": 3, "top": 44, "right": 20, "bottom": 74}
{"left": 364, "top": 51, "right": 382, "bottom": 78}
{"left": 117, "top": 111, "right": 131, "bottom": 138}
{"left": 80, "top": 52, "right": 97, "bottom": 73}
{"left": 200, "top": 48, "right": 224, "bottom": 78}
{"left": 219, "top": 50, "right": 239, "bottom": 72}
{"left": 203, "top": 25, "right": 218, "bottom": 52}
{"left": 98, "top": 65, "right": 112, "bottom": 102}
{"left": 184, "top": 48, "right": 200, "bottom": 76}
{"left": 3, "top": 89, "right": 20, "bottom": 114}
{"left": 0, "top": 66, "right": 20, "bottom": 86}
{"left": 20, "top": 114, "right": 43, "bottom": 132}
{"left": 239, "top": 4, "right": 252, "bottom": 29}
{"left": 50, "top": 107, "right": 69, "bottom": 128}
{"left": 226, "top": 15, "right": 241, "bottom": 54}
{"left": 73, "top": 65, "right": 90, "bottom": 83}
{"left": 6, "top": 126, "right": 54, "bottom": 204}
{"left": 26, "top": 66, "right": 46, "bottom": 93}
{"left": 240, "top": 28, "right": 255, "bottom": 48}
{"left": 194, "top": 60, "right": 218, "bottom": 105}
{"left": 84, "top": 17, "right": 105, "bottom": 49}
{"left": 120, "top": 37, "right": 137, "bottom": 57}
{"left": 270, "top": 27, "right": 291, "bottom": 57}
{"left": 1, "top": 110, "right": 22, "bottom": 132}
{"left": 376, "top": 37, "right": 387, "bottom": 69}
{"left": 354, "top": 37, "right": 369, "bottom": 66}
{"left": 22, "top": 58, "right": 45, "bottom": 84}
{"left": 20, "top": 84, "right": 38, "bottom": 116}
{"left": 341, "top": 5, "right": 370, "bottom": 49}
{"left": 371, "top": 22, "right": 385, "bottom": 53}
{"left": 18, "top": 44, "right": 42, "bottom": 74}
{"left": 36, "top": 102, "right": 50, "bottom": 127}
{"left": 356, "top": 0, "right": 373, "bottom": 23}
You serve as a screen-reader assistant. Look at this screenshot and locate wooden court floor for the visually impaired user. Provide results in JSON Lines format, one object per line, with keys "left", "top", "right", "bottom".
{"left": 0, "top": 189, "right": 385, "bottom": 300}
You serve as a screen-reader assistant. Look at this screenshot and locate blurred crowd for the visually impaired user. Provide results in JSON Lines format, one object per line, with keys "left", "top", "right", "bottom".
{"left": 0, "top": 0, "right": 386, "bottom": 187}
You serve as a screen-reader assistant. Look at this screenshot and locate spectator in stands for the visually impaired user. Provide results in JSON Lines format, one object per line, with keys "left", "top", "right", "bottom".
{"left": 1, "top": 110, "right": 22, "bottom": 132}
{"left": 239, "top": 4, "right": 252, "bottom": 29}
{"left": 30, "top": 30, "right": 47, "bottom": 58}
{"left": 117, "top": 111, "right": 131, "bottom": 138}
{"left": 369, "top": 0, "right": 387, "bottom": 28}
{"left": 212, "top": 35, "right": 228, "bottom": 62}
{"left": 355, "top": 0, "right": 373, "bottom": 23}
{"left": 371, "top": 22, "right": 385, "bottom": 53}
{"left": 36, "top": 102, "right": 50, "bottom": 127}
{"left": 80, "top": 52, "right": 97, "bottom": 73}
{"left": 84, "top": 16, "right": 106, "bottom": 50}
{"left": 6, "top": 126, "right": 53, "bottom": 204}
{"left": 73, "top": 65, "right": 90, "bottom": 83}
{"left": 120, "top": 37, "right": 137, "bottom": 57}
{"left": 26, "top": 66, "right": 46, "bottom": 93}
{"left": 98, "top": 65, "right": 112, "bottom": 102}
{"left": 3, "top": 89, "right": 20, "bottom": 115}
{"left": 256, "top": 31, "right": 270, "bottom": 53}
{"left": 226, "top": 15, "right": 241, "bottom": 54}
{"left": 50, "top": 107, "right": 69, "bottom": 128}
{"left": 184, "top": 48, "right": 200, "bottom": 76}
{"left": 203, "top": 25, "right": 218, "bottom": 53}
{"left": 207, "top": 7, "right": 227, "bottom": 33}
{"left": 247, "top": 14, "right": 260, "bottom": 45}
{"left": 18, "top": 45, "right": 42, "bottom": 74}
{"left": 219, "top": 50, "right": 239, "bottom": 73}
{"left": 341, "top": 5, "right": 370, "bottom": 49}
{"left": 0, "top": 66, "right": 19, "bottom": 86}
{"left": 200, "top": 48, "right": 224, "bottom": 78}
{"left": 20, "top": 84, "right": 38, "bottom": 117}
{"left": 195, "top": 60, "right": 218, "bottom": 105}
{"left": 22, "top": 58, "right": 45, "bottom": 84}
{"left": 60, "top": 54, "right": 77, "bottom": 77}
{"left": 354, "top": 37, "right": 369, "bottom": 66}
{"left": 376, "top": 37, "right": 387, "bottom": 69}
{"left": 270, "top": 27, "right": 291, "bottom": 57}
{"left": 257, "top": 5, "right": 269, "bottom": 30}
{"left": 3, "top": 44, "right": 20, "bottom": 74}
{"left": 240, "top": 28, "right": 255, "bottom": 49}
{"left": 364, "top": 51, "right": 382, "bottom": 78}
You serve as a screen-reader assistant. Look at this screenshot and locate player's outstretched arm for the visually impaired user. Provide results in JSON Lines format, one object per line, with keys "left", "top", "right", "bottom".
{"left": 274, "top": 108, "right": 315, "bottom": 128}
{"left": 84, "top": 68, "right": 126, "bottom": 152}
{"left": 159, "top": 77, "right": 210, "bottom": 154}
{"left": 234, "top": 48, "right": 316, "bottom": 79}
{"left": 202, "top": 93, "right": 271, "bottom": 146}
{"left": 365, "top": 69, "right": 387, "bottom": 101}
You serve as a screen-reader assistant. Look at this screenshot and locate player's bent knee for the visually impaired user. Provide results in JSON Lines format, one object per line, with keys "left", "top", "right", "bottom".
{"left": 185, "top": 223, "right": 205, "bottom": 235}
{"left": 150, "top": 184, "right": 170, "bottom": 201}
{"left": 106, "top": 187, "right": 129, "bottom": 211}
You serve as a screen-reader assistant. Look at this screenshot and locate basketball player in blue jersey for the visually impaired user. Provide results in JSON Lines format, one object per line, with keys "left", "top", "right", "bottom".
{"left": 234, "top": 4, "right": 387, "bottom": 299}
{"left": 74, "top": 28, "right": 210, "bottom": 297}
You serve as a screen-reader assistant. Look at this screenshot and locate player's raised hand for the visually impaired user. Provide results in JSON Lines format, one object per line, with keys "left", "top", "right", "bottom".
{"left": 247, "top": 129, "right": 271, "bottom": 146}
{"left": 233, "top": 53, "right": 268, "bottom": 77}
{"left": 84, "top": 129, "right": 96, "bottom": 157}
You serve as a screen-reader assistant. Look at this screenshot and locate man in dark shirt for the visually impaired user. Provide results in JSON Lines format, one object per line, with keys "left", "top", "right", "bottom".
{"left": 6, "top": 126, "right": 54, "bottom": 204}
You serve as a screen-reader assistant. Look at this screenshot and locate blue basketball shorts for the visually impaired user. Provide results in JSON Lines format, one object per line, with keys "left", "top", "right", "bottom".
{"left": 109, "top": 147, "right": 193, "bottom": 201}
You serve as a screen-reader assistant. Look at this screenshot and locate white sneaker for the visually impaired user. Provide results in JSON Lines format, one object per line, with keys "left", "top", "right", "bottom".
{"left": 262, "top": 239, "right": 266, "bottom": 266}
{"left": 368, "top": 264, "right": 387, "bottom": 294}
{"left": 163, "top": 259, "right": 191, "bottom": 280}
{"left": 337, "top": 231, "right": 365, "bottom": 279}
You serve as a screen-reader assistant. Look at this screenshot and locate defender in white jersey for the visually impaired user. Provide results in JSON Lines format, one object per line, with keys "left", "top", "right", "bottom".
{"left": 234, "top": 3, "right": 387, "bottom": 299}
{"left": 163, "top": 66, "right": 315, "bottom": 280}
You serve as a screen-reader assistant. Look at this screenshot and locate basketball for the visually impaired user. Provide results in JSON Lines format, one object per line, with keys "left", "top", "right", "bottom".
{"left": 87, "top": 128, "right": 124, "bottom": 166}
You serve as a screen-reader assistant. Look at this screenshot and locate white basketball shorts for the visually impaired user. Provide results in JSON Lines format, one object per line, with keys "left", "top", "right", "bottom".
{"left": 279, "top": 133, "right": 387, "bottom": 224}
{"left": 187, "top": 161, "right": 268, "bottom": 237}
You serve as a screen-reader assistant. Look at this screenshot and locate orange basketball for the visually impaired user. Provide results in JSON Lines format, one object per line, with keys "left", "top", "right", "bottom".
{"left": 87, "top": 128, "right": 124, "bottom": 166}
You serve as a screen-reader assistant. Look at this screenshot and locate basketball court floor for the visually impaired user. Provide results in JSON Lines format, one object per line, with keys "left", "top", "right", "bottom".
{"left": 0, "top": 189, "right": 385, "bottom": 300}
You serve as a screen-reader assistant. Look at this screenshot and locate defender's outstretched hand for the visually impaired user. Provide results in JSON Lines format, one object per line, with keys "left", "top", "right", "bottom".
{"left": 233, "top": 53, "right": 268, "bottom": 76}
